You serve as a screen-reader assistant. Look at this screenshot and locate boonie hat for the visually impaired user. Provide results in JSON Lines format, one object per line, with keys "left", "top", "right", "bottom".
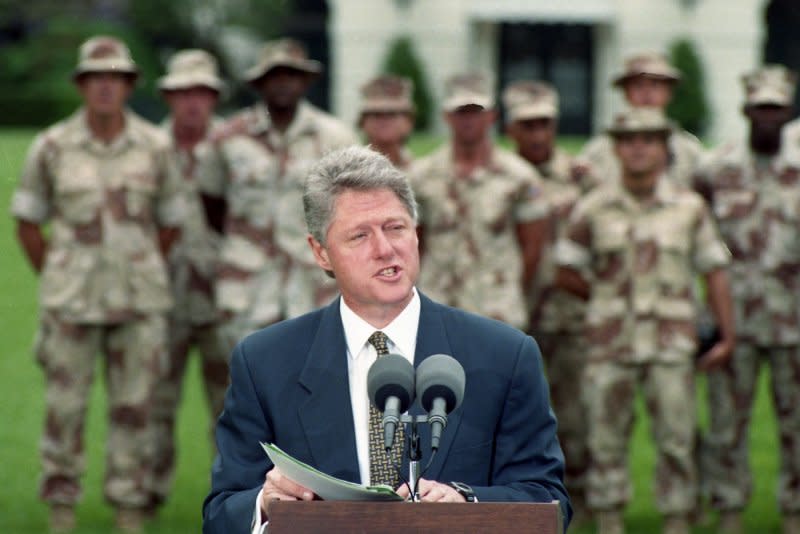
{"left": 502, "top": 80, "right": 559, "bottom": 121}
{"left": 158, "top": 49, "right": 225, "bottom": 93}
{"left": 244, "top": 38, "right": 322, "bottom": 83}
{"left": 442, "top": 72, "right": 495, "bottom": 112}
{"left": 73, "top": 35, "right": 138, "bottom": 80}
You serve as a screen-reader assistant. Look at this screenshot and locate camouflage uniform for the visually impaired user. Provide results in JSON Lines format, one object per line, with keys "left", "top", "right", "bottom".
{"left": 577, "top": 52, "right": 705, "bottom": 189}
{"left": 556, "top": 166, "right": 730, "bottom": 514}
{"left": 695, "top": 65, "right": 800, "bottom": 516}
{"left": 410, "top": 145, "right": 549, "bottom": 330}
{"left": 503, "top": 80, "right": 591, "bottom": 504}
{"left": 201, "top": 39, "right": 359, "bottom": 350}
{"left": 11, "top": 106, "right": 184, "bottom": 508}
{"left": 149, "top": 48, "right": 231, "bottom": 505}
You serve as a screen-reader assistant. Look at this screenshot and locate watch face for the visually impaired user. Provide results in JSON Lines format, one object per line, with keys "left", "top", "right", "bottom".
{"left": 449, "top": 481, "right": 475, "bottom": 501}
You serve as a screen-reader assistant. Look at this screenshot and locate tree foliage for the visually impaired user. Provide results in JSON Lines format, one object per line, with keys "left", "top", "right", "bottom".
{"left": 666, "top": 38, "right": 710, "bottom": 137}
{"left": 382, "top": 36, "right": 434, "bottom": 132}
{"left": 0, "top": 0, "right": 293, "bottom": 125}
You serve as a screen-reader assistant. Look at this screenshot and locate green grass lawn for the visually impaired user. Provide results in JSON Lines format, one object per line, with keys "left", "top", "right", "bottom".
{"left": 0, "top": 128, "right": 783, "bottom": 533}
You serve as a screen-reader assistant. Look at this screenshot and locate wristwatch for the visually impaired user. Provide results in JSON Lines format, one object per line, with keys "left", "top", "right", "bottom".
{"left": 448, "top": 481, "right": 477, "bottom": 502}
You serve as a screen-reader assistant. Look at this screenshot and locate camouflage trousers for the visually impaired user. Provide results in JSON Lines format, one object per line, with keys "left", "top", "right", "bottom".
{"left": 149, "top": 318, "right": 229, "bottom": 504}
{"left": 35, "top": 310, "right": 167, "bottom": 508}
{"left": 537, "top": 329, "right": 590, "bottom": 505}
{"left": 702, "top": 342, "right": 800, "bottom": 513}
{"left": 584, "top": 360, "right": 697, "bottom": 513}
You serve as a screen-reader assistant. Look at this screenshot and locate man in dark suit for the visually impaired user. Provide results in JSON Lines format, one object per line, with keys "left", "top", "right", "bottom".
{"left": 202, "top": 146, "right": 570, "bottom": 534}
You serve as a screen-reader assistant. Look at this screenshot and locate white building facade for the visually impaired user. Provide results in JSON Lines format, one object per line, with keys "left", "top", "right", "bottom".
{"left": 328, "top": 0, "right": 769, "bottom": 142}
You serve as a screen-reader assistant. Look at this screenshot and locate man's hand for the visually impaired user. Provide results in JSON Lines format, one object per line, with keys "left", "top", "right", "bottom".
{"left": 259, "top": 467, "right": 315, "bottom": 516}
{"left": 395, "top": 478, "right": 466, "bottom": 502}
{"left": 696, "top": 338, "right": 734, "bottom": 372}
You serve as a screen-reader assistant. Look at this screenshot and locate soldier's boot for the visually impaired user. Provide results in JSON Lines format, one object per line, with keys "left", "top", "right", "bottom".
{"left": 596, "top": 509, "right": 625, "bottom": 534}
{"left": 662, "top": 514, "right": 690, "bottom": 534}
{"left": 114, "top": 507, "right": 146, "bottom": 533}
{"left": 49, "top": 504, "right": 76, "bottom": 533}
{"left": 783, "top": 513, "right": 800, "bottom": 534}
{"left": 718, "top": 510, "right": 743, "bottom": 534}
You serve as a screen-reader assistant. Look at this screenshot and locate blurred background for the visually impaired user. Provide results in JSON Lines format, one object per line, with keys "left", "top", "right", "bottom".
{"left": 0, "top": 2, "right": 796, "bottom": 533}
{"left": 1, "top": 0, "right": 800, "bottom": 142}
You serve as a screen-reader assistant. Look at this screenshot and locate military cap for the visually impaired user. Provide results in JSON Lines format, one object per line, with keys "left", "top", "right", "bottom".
{"left": 73, "top": 35, "right": 138, "bottom": 80}
{"left": 606, "top": 106, "right": 672, "bottom": 137}
{"left": 158, "top": 49, "right": 225, "bottom": 93}
{"left": 741, "top": 64, "right": 798, "bottom": 107}
{"left": 244, "top": 38, "right": 322, "bottom": 83}
{"left": 358, "top": 75, "right": 415, "bottom": 117}
{"left": 502, "top": 80, "right": 559, "bottom": 122}
{"left": 442, "top": 72, "right": 495, "bottom": 112}
{"left": 612, "top": 51, "right": 681, "bottom": 87}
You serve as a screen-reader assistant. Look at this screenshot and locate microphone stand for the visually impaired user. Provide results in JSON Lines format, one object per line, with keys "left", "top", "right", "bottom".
{"left": 401, "top": 414, "right": 427, "bottom": 502}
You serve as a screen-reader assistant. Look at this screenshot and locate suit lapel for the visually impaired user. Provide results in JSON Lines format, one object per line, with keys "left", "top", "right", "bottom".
{"left": 404, "top": 294, "right": 462, "bottom": 481}
{"left": 297, "top": 299, "right": 361, "bottom": 483}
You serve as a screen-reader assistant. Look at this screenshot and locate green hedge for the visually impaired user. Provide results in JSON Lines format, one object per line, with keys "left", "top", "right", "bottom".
{"left": 666, "top": 38, "right": 710, "bottom": 137}
{"left": 382, "top": 36, "right": 434, "bottom": 132}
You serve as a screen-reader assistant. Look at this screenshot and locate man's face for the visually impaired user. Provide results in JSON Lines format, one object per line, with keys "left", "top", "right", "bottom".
{"left": 744, "top": 104, "right": 794, "bottom": 145}
{"left": 308, "top": 188, "right": 419, "bottom": 324}
{"left": 445, "top": 105, "right": 496, "bottom": 146}
{"left": 164, "top": 86, "right": 219, "bottom": 131}
{"left": 506, "top": 117, "right": 556, "bottom": 165}
{"left": 622, "top": 77, "right": 674, "bottom": 108}
{"left": 76, "top": 72, "right": 133, "bottom": 116}
{"left": 256, "top": 66, "right": 310, "bottom": 109}
{"left": 613, "top": 132, "right": 669, "bottom": 177}
{"left": 360, "top": 111, "right": 414, "bottom": 146}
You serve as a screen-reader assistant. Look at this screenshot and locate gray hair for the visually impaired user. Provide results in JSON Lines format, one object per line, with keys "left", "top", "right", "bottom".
{"left": 303, "top": 145, "right": 418, "bottom": 244}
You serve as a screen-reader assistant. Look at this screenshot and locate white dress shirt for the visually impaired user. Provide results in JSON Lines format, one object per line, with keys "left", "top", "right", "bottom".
{"left": 252, "top": 290, "right": 421, "bottom": 533}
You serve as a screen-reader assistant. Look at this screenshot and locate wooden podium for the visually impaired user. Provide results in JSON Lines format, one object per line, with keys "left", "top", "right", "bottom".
{"left": 266, "top": 500, "right": 563, "bottom": 533}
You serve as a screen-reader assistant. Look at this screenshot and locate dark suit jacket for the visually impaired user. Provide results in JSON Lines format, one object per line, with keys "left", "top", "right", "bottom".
{"left": 202, "top": 293, "right": 570, "bottom": 533}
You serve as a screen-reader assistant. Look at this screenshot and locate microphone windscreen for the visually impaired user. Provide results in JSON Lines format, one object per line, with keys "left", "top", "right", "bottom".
{"left": 416, "top": 354, "right": 465, "bottom": 413}
{"left": 367, "top": 353, "right": 415, "bottom": 413}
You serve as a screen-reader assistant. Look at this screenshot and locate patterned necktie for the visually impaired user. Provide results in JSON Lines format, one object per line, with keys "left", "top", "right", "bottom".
{"left": 367, "top": 331, "right": 404, "bottom": 487}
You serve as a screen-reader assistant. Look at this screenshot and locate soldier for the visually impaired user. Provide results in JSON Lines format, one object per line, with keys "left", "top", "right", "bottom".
{"left": 503, "top": 80, "right": 591, "bottom": 521}
{"left": 200, "top": 37, "right": 359, "bottom": 350}
{"left": 694, "top": 65, "right": 800, "bottom": 534}
{"left": 577, "top": 51, "right": 705, "bottom": 188}
{"left": 10, "top": 36, "right": 185, "bottom": 532}
{"left": 409, "top": 72, "right": 549, "bottom": 330}
{"left": 357, "top": 74, "right": 415, "bottom": 169}
{"left": 555, "top": 107, "right": 735, "bottom": 534}
{"left": 150, "top": 49, "right": 229, "bottom": 513}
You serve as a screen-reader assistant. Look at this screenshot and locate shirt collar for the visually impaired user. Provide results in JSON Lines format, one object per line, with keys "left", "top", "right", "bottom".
{"left": 340, "top": 288, "right": 420, "bottom": 362}
{"left": 72, "top": 107, "right": 140, "bottom": 151}
{"left": 613, "top": 173, "right": 677, "bottom": 210}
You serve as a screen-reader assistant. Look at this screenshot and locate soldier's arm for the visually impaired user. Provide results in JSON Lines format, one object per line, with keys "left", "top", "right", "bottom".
{"left": 197, "top": 139, "right": 229, "bottom": 234}
{"left": 698, "top": 268, "right": 735, "bottom": 371}
{"left": 16, "top": 219, "right": 47, "bottom": 274}
{"left": 553, "top": 197, "right": 593, "bottom": 300}
{"left": 554, "top": 266, "right": 590, "bottom": 301}
{"left": 692, "top": 197, "right": 735, "bottom": 371}
{"left": 516, "top": 218, "right": 549, "bottom": 293}
{"left": 513, "top": 167, "right": 551, "bottom": 291}
{"left": 11, "top": 133, "right": 52, "bottom": 274}
{"left": 154, "top": 146, "right": 185, "bottom": 256}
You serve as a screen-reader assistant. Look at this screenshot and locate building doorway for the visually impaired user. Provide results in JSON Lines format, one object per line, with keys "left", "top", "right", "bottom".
{"left": 498, "top": 22, "right": 594, "bottom": 135}
{"left": 764, "top": 0, "right": 800, "bottom": 112}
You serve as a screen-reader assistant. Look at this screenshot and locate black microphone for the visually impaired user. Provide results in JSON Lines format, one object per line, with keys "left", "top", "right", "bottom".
{"left": 416, "top": 354, "right": 465, "bottom": 451}
{"left": 367, "top": 354, "right": 415, "bottom": 449}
